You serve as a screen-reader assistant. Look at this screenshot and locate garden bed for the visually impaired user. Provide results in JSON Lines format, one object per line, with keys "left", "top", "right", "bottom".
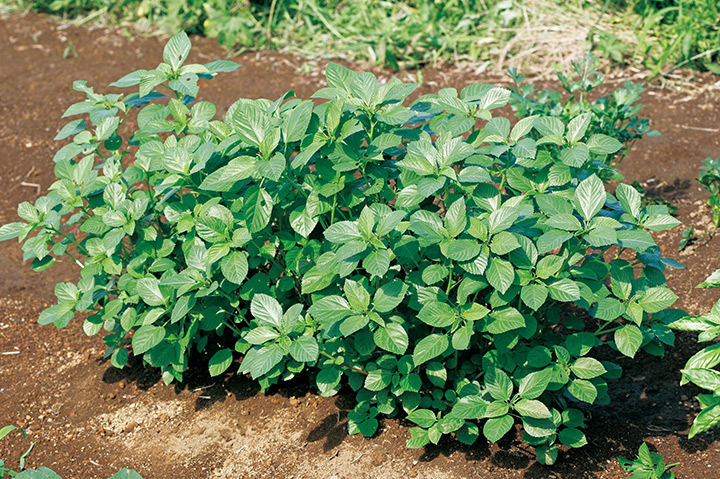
{"left": 0, "top": 11, "right": 719, "bottom": 479}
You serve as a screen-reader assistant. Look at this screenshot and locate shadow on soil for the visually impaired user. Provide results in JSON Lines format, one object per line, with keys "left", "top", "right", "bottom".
{"left": 97, "top": 328, "right": 717, "bottom": 477}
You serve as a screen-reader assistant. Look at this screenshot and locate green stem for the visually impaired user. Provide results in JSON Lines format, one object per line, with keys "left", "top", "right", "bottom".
{"left": 330, "top": 194, "right": 338, "bottom": 224}
{"left": 319, "top": 350, "right": 368, "bottom": 375}
{"left": 48, "top": 227, "right": 89, "bottom": 256}
{"left": 446, "top": 261, "right": 454, "bottom": 295}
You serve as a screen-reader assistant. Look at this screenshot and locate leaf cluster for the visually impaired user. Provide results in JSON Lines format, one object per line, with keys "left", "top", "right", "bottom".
{"left": 0, "top": 33, "right": 684, "bottom": 463}
{"left": 508, "top": 52, "right": 656, "bottom": 173}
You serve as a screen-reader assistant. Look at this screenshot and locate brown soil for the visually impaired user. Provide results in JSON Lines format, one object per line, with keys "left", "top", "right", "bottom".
{"left": 0, "top": 11, "right": 719, "bottom": 479}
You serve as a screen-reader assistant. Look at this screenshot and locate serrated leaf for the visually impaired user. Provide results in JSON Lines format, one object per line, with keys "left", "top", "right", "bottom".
{"left": 615, "top": 324, "right": 643, "bottom": 358}
{"left": 220, "top": 251, "right": 249, "bottom": 284}
{"left": 486, "top": 257, "right": 514, "bottom": 294}
{"left": 413, "top": 334, "right": 449, "bottom": 366}
{"left": 574, "top": 174, "right": 605, "bottom": 221}
{"left": 164, "top": 31, "right": 191, "bottom": 70}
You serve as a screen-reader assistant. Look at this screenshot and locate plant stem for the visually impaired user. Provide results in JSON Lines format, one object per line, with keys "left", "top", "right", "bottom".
{"left": 319, "top": 350, "right": 368, "bottom": 375}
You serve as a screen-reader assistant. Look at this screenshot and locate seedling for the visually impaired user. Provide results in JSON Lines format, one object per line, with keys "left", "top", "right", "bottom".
{"left": 617, "top": 442, "right": 678, "bottom": 479}
{"left": 697, "top": 158, "right": 720, "bottom": 227}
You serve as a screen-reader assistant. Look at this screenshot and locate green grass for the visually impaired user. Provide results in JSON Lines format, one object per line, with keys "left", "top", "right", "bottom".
{"left": 1, "top": 0, "right": 718, "bottom": 77}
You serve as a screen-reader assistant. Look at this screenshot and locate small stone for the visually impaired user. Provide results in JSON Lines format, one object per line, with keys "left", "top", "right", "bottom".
{"left": 118, "top": 380, "right": 126, "bottom": 389}
{"left": 124, "top": 422, "right": 138, "bottom": 433}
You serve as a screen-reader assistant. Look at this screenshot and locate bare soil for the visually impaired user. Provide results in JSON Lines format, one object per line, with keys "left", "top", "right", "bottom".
{"left": 0, "top": 11, "right": 719, "bottom": 479}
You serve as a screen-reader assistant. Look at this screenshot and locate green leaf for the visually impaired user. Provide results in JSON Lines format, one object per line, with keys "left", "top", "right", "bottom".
{"left": 446, "top": 239, "right": 481, "bottom": 261}
{"left": 445, "top": 198, "right": 467, "bottom": 237}
{"left": 289, "top": 336, "right": 319, "bottom": 362}
{"left": 682, "top": 368, "right": 720, "bottom": 392}
{"left": 489, "top": 206, "right": 519, "bottom": 234}
{"left": 487, "top": 257, "right": 514, "bottom": 294}
{"left": 570, "top": 357, "right": 607, "bottom": 379}
{"left": 137, "top": 277, "right": 167, "bottom": 306}
{"left": 574, "top": 174, "right": 605, "bottom": 221}
{"left": 514, "top": 399, "right": 551, "bottom": 419}
{"left": 566, "top": 113, "right": 591, "bottom": 143}
{"left": 417, "top": 301, "right": 455, "bottom": 327}
{"left": 451, "top": 396, "right": 488, "bottom": 419}
{"left": 567, "top": 379, "right": 597, "bottom": 403}
{"left": 316, "top": 367, "right": 342, "bottom": 396}
{"left": 521, "top": 284, "right": 548, "bottom": 311}
{"left": 289, "top": 208, "right": 318, "bottom": 238}
{"left": 364, "top": 369, "right": 392, "bottom": 392}
{"left": 164, "top": 31, "right": 191, "bottom": 70}
{"left": 483, "top": 415, "right": 514, "bottom": 443}
{"left": 547, "top": 278, "right": 580, "bottom": 302}
{"left": 407, "top": 409, "right": 437, "bottom": 428}
{"left": 108, "top": 469, "right": 144, "bottom": 479}
{"left": 55, "top": 119, "right": 86, "bottom": 141}
{"left": 199, "top": 157, "right": 256, "bottom": 192}
{"left": 615, "top": 324, "right": 643, "bottom": 358}
{"left": 587, "top": 134, "right": 622, "bottom": 155}
{"left": 240, "top": 344, "right": 284, "bottom": 379}
{"left": 486, "top": 368, "right": 513, "bottom": 401}
{"left": 487, "top": 307, "right": 526, "bottom": 334}
{"left": 490, "top": 231, "right": 520, "bottom": 255}
{"left": 373, "top": 279, "right": 407, "bottom": 313}
{"left": 0, "top": 222, "right": 25, "bottom": 241}
{"left": 638, "top": 287, "right": 678, "bottom": 313}
{"left": 406, "top": 427, "right": 430, "bottom": 449}
{"left": 518, "top": 369, "right": 552, "bottom": 399}
{"left": 308, "top": 295, "right": 352, "bottom": 323}
{"left": 559, "top": 428, "right": 587, "bottom": 448}
{"left": 364, "top": 249, "right": 391, "bottom": 277}
{"left": 251, "top": 294, "right": 283, "bottom": 328}
{"left": 374, "top": 323, "right": 409, "bottom": 354}
{"left": 559, "top": 144, "right": 589, "bottom": 167}
{"left": 616, "top": 182, "right": 641, "bottom": 218}
{"left": 244, "top": 186, "right": 274, "bottom": 233}
{"left": 132, "top": 325, "right": 166, "bottom": 355}
{"left": 324, "top": 221, "right": 361, "bottom": 242}
{"left": 220, "top": 251, "right": 249, "bottom": 284}
{"left": 412, "top": 334, "right": 449, "bottom": 366}
{"left": 208, "top": 349, "right": 233, "bottom": 377}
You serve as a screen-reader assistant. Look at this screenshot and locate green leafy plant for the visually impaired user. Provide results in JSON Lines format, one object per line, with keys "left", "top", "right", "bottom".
{"left": 0, "top": 32, "right": 683, "bottom": 464}
{"left": 677, "top": 226, "right": 694, "bottom": 252}
{"left": 509, "top": 52, "right": 657, "bottom": 176}
{"left": 1, "top": 425, "right": 34, "bottom": 478}
{"left": 697, "top": 158, "right": 720, "bottom": 228}
{"left": 617, "top": 442, "right": 678, "bottom": 479}
{"left": 668, "top": 268, "right": 720, "bottom": 438}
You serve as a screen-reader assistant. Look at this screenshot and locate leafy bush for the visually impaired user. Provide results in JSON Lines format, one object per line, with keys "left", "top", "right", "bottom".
{"left": 509, "top": 53, "right": 656, "bottom": 176}
{"left": 0, "top": 33, "right": 684, "bottom": 464}
{"left": 618, "top": 442, "right": 678, "bottom": 479}
{"left": 668, "top": 269, "right": 720, "bottom": 438}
